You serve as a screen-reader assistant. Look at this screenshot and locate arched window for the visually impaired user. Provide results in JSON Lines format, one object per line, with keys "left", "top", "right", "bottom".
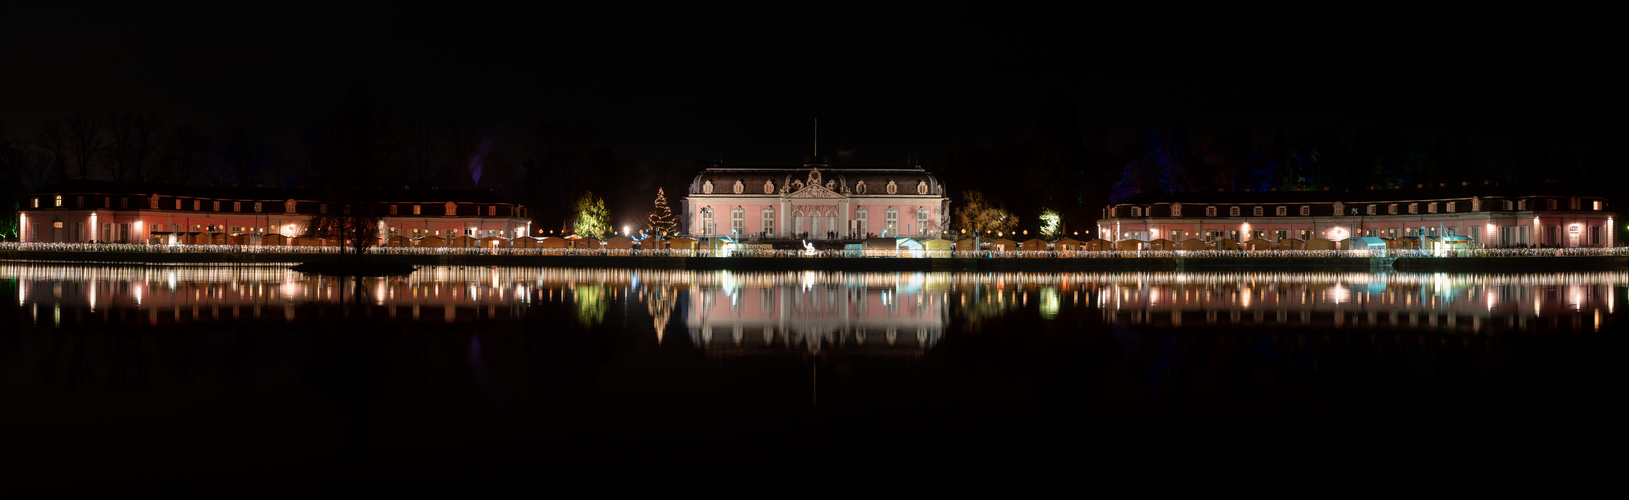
{"left": 886, "top": 180, "right": 898, "bottom": 194}
{"left": 762, "top": 207, "right": 776, "bottom": 235}
{"left": 885, "top": 207, "right": 898, "bottom": 235}
{"left": 916, "top": 207, "right": 930, "bottom": 235}
{"left": 764, "top": 180, "right": 775, "bottom": 194}
{"left": 917, "top": 181, "right": 927, "bottom": 194}
{"left": 1171, "top": 203, "right": 1183, "bottom": 217}
{"left": 54, "top": 195, "right": 62, "bottom": 207}
{"left": 730, "top": 206, "right": 745, "bottom": 235}
{"left": 733, "top": 180, "right": 744, "bottom": 194}
{"left": 855, "top": 181, "right": 867, "bottom": 194}
{"left": 700, "top": 207, "right": 715, "bottom": 235}
{"left": 703, "top": 180, "right": 713, "bottom": 194}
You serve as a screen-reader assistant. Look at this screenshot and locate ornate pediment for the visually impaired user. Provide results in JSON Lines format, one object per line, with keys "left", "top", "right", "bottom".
{"left": 786, "top": 183, "right": 846, "bottom": 199}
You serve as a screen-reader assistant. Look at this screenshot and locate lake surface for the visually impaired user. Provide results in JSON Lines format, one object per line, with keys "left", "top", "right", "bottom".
{"left": 3, "top": 264, "right": 1625, "bottom": 490}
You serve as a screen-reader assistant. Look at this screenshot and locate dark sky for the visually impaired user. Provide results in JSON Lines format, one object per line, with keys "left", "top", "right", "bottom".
{"left": 4, "top": 5, "right": 1623, "bottom": 167}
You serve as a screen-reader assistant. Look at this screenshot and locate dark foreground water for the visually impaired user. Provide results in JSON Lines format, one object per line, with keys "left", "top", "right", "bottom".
{"left": 2, "top": 264, "right": 1626, "bottom": 492}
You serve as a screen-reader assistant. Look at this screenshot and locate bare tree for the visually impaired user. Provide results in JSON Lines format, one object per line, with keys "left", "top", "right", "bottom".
{"left": 159, "top": 124, "right": 209, "bottom": 182}
{"left": 64, "top": 112, "right": 103, "bottom": 179}
{"left": 301, "top": 202, "right": 381, "bottom": 258}
{"left": 32, "top": 120, "right": 68, "bottom": 182}
{"left": 103, "top": 112, "right": 163, "bottom": 181}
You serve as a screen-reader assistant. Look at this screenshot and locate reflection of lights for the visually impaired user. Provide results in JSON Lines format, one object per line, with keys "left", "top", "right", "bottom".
{"left": 1331, "top": 285, "right": 1348, "bottom": 305}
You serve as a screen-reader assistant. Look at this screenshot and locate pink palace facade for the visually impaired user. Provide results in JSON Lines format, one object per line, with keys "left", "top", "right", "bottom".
{"left": 680, "top": 157, "right": 951, "bottom": 239}
{"left": 1098, "top": 182, "right": 1616, "bottom": 248}
{"left": 17, "top": 180, "right": 531, "bottom": 244}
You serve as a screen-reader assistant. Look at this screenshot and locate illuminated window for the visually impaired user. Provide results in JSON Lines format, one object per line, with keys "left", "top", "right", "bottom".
{"left": 54, "top": 195, "right": 62, "bottom": 207}
{"left": 916, "top": 207, "right": 929, "bottom": 235}
{"left": 700, "top": 207, "right": 715, "bottom": 234}
{"left": 885, "top": 207, "right": 898, "bottom": 234}
{"left": 390, "top": 205, "right": 398, "bottom": 215}
{"left": 1594, "top": 200, "right": 1602, "bottom": 210}
{"left": 414, "top": 205, "right": 421, "bottom": 215}
{"left": 762, "top": 207, "right": 775, "bottom": 235}
{"left": 1408, "top": 203, "right": 1417, "bottom": 214}
{"left": 1446, "top": 202, "right": 1455, "bottom": 213}
{"left": 176, "top": 200, "right": 182, "bottom": 210}
{"left": 854, "top": 208, "right": 868, "bottom": 236}
{"left": 488, "top": 206, "right": 496, "bottom": 217}
{"left": 1517, "top": 200, "right": 1526, "bottom": 210}
{"left": 730, "top": 207, "right": 744, "bottom": 235}
{"left": 33, "top": 198, "right": 39, "bottom": 208}
{"left": 1427, "top": 203, "right": 1437, "bottom": 213}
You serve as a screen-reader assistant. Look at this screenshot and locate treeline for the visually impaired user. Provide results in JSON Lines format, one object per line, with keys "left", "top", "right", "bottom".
{"left": 0, "top": 92, "right": 696, "bottom": 238}
{"left": 931, "top": 95, "right": 1610, "bottom": 235}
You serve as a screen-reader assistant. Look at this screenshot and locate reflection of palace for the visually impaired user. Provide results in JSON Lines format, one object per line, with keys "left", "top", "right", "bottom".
{"left": 1076, "top": 272, "right": 1621, "bottom": 333}
{"left": 685, "top": 272, "right": 949, "bottom": 357}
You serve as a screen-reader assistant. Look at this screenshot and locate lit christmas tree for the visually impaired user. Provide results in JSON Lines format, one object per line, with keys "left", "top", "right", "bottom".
{"left": 647, "top": 188, "right": 677, "bottom": 237}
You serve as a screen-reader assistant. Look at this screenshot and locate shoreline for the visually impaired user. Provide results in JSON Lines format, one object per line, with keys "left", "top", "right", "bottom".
{"left": 4, "top": 250, "right": 1625, "bottom": 272}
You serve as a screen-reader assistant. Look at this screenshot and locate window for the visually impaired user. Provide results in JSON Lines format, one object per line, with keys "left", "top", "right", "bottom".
{"left": 1367, "top": 205, "right": 1377, "bottom": 215}
{"left": 254, "top": 202, "right": 263, "bottom": 213}
{"left": 886, "top": 180, "right": 898, "bottom": 194}
{"left": 855, "top": 181, "right": 866, "bottom": 194}
{"left": 854, "top": 208, "right": 868, "bottom": 237}
{"left": 885, "top": 207, "right": 898, "bottom": 235}
{"left": 213, "top": 201, "right": 220, "bottom": 211}
{"left": 917, "top": 181, "right": 928, "bottom": 195}
{"left": 1547, "top": 199, "right": 1557, "bottom": 210}
{"left": 1446, "top": 202, "right": 1455, "bottom": 213}
{"left": 389, "top": 205, "right": 398, "bottom": 215}
{"left": 762, "top": 208, "right": 775, "bottom": 235}
{"left": 1130, "top": 207, "right": 1141, "bottom": 217}
{"left": 731, "top": 207, "right": 745, "bottom": 235}
{"left": 1229, "top": 207, "right": 1240, "bottom": 217}
{"left": 488, "top": 206, "right": 496, "bottom": 216}
{"left": 1428, "top": 203, "right": 1437, "bottom": 213}
{"left": 1276, "top": 206, "right": 1287, "bottom": 216}
{"left": 320, "top": 204, "right": 328, "bottom": 214}
{"left": 54, "top": 195, "right": 62, "bottom": 207}
{"left": 76, "top": 196, "right": 83, "bottom": 207}
{"left": 1408, "top": 203, "right": 1417, "bottom": 214}
{"left": 733, "top": 180, "right": 744, "bottom": 194}
{"left": 1388, "top": 204, "right": 1398, "bottom": 214}
{"left": 700, "top": 207, "right": 715, "bottom": 234}
{"left": 765, "top": 181, "right": 775, "bottom": 194}
{"left": 234, "top": 201, "right": 241, "bottom": 212}
{"left": 1252, "top": 206, "right": 1263, "bottom": 216}
{"left": 916, "top": 207, "right": 930, "bottom": 235}
{"left": 1503, "top": 200, "right": 1514, "bottom": 210}
{"left": 702, "top": 180, "right": 713, "bottom": 194}
{"left": 1518, "top": 200, "right": 1526, "bottom": 210}
{"left": 194, "top": 200, "right": 201, "bottom": 210}
{"left": 413, "top": 205, "right": 421, "bottom": 215}
{"left": 120, "top": 197, "right": 128, "bottom": 209}
{"left": 1171, "top": 203, "right": 1183, "bottom": 217}
{"left": 1205, "top": 206, "right": 1217, "bottom": 217}
{"left": 33, "top": 198, "right": 39, "bottom": 208}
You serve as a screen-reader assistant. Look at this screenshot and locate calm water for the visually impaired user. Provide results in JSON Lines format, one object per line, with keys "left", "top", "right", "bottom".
{"left": 3, "top": 264, "right": 1626, "bottom": 489}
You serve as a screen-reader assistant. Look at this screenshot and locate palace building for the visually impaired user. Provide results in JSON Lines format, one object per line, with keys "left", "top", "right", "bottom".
{"left": 1098, "top": 182, "right": 1616, "bottom": 248}
{"left": 17, "top": 179, "right": 531, "bottom": 245}
{"left": 681, "top": 156, "right": 951, "bottom": 239}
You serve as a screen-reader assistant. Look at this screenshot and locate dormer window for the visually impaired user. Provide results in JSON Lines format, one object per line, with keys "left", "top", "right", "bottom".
{"left": 1252, "top": 206, "right": 1263, "bottom": 217}
{"left": 54, "top": 195, "right": 62, "bottom": 207}
{"left": 1299, "top": 206, "right": 1310, "bottom": 216}
{"left": 1276, "top": 206, "right": 1287, "bottom": 216}
{"left": 1388, "top": 204, "right": 1398, "bottom": 214}
{"left": 1229, "top": 207, "right": 1240, "bottom": 217}
{"left": 1594, "top": 200, "right": 1602, "bottom": 210}
{"left": 1171, "top": 203, "right": 1183, "bottom": 216}
{"left": 1130, "top": 207, "right": 1142, "bottom": 217}
{"left": 1367, "top": 205, "right": 1377, "bottom": 215}
{"left": 1205, "top": 206, "right": 1216, "bottom": 217}
{"left": 1428, "top": 203, "right": 1437, "bottom": 213}
{"left": 1408, "top": 203, "right": 1417, "bottom": 214}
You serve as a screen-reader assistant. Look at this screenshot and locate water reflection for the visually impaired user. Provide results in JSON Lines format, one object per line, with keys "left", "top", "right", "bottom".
{"left": 4, "top": 265, "right": 1622, "bottom": 338}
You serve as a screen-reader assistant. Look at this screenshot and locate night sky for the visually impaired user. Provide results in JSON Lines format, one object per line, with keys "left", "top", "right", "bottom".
{"left": 4, "top": 6, "right": 1624, "bottom": 226}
